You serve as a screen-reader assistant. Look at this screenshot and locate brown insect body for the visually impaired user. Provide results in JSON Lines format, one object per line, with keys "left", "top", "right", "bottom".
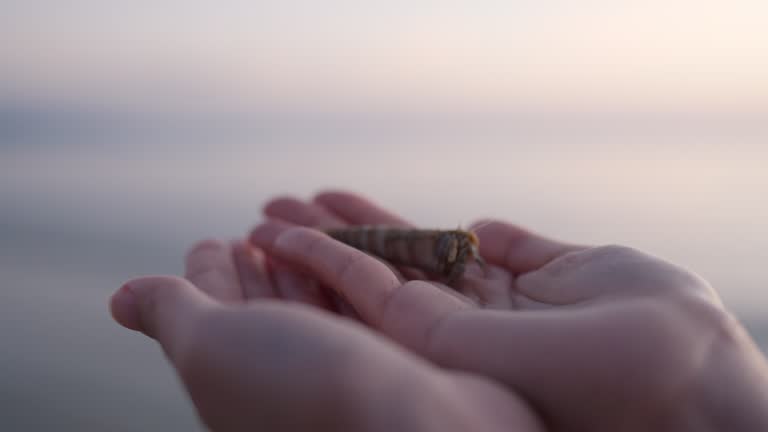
{"left": 325, "top": 226, "right": 484, "bottom": 282}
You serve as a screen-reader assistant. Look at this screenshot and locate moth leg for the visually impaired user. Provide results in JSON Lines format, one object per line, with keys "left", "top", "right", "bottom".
{"left": 470, "top": 244, "right": 486, "bottom": 273}
{"left": 446, "top": 247, "right": 469, "bottom": 285}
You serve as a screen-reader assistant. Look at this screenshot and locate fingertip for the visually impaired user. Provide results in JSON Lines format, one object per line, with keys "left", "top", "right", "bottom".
{"left": 110, "top": 276, "right": 211, "bottom": 343}
{"left": 263, "top": 196, "right": 301, "bottom": 218}
{"left": 471, "top": 219, "right": 517, "bottom": 233}
{"left": 471, "top": 220, "right": 585, "bottom": 274}
{"left": 273, "top": 226, "right": 323, "bottom": 252}
{"left": 189, "top": 238, "right": 227, "bottom": 252}
{"left": 468, "top": 218, "right": 497, "bottom": 232}
{"left": 249, "top": 226, "right": 267, "bottom": 247}
{"left": 314, "top": 191, "right": 410, "bottom": 226}
{"left": 185, "top": 238, "right": 227, "bottom": 266}
{"left": 110, "top": 283, "right": 142, "bottom": 332}
{"left": 313, "top": 190, "right": 365, "bottom": 210}
{"left": 249, "top": 219, "right": 296, "bottom": 249}
{"left": 232, "top": 239, "right": 264, "bottom": 262}
{"left": 313, "top": 189, "right": 357, "bottom": 203}
{"left": 230, "top": 237, "right": 249, "bottom": 254}
{"left": 263, "top": 193, "right": 346, "bottom": 229}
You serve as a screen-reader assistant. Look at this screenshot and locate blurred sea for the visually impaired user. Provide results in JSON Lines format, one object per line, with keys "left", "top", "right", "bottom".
{"left": 1, "top": 111, "right": 767, "bottom": 430}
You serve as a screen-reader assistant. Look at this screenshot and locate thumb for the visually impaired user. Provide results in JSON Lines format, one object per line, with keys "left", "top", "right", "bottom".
{"left": 110, "top": 276, "right": 215, "bottom": 357}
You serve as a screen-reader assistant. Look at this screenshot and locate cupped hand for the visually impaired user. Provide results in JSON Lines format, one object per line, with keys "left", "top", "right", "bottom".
{"left": 251, "top": 191, "right": 768, "bottom": 432}
{"left": 109, "top": 240, "right": 542, "bottom": 431}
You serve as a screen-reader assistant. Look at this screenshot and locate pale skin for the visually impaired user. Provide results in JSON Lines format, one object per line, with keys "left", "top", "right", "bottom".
{"left": 110, "top": 191, "right": 768, "bottom": 432}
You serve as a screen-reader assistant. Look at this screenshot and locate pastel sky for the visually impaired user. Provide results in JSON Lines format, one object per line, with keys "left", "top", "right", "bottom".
{"left": 1, "top": 1, "right": 767, "bottom": 113}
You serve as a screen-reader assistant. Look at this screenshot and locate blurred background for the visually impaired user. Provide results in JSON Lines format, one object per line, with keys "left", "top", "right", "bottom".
{"left": 1, "top": 1, "right": 766, "bottom": 430}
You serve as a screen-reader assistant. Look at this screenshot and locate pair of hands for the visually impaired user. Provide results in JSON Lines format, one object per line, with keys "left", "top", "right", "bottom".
{"left": 110, "top": 191, "right": 768, "bottom": 431}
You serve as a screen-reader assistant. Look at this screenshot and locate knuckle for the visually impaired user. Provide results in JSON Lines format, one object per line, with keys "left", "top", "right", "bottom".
{"left": 383, "top": 281, "right": 467, "bottom": 352}
{"left": 378, "top": 280, "right": 418, "bottom": 328}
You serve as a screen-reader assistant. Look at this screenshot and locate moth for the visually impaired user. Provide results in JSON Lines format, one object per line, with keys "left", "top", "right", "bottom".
{"left": 324, "top": 226, "right": 485, "bottom": 283}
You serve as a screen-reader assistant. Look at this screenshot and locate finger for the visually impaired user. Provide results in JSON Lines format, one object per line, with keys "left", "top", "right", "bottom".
{"left": 249, "top": 219, "right": 296, "bottom": 248}
{"left": 314, "top": 190, "right": 412, "bottom": 226}
{"left": 459, "top": 265, "right": 515, "bottom": 308}
{"left": 516, "top": 245, "right": 719, "bottom": 305}
{"left": 109, "top": 276, "right": 215, "bottom": 360}
{"left": 264, "top": 196, "right": 346, "bottom": 228}
{"left": 232, "top": 241, "right": 276, "bottom": 299}
{"left": 250, "top": 221, "right": 339, "bottom": 309}
{"left": 248, "top": 219, "right": 408, "bottom": 286}
{"left": 470, "top": 220, "right": 586, "bottom": 275}
{"left": 462, "top": 263, "right": 554, "bottom": 310}
{"left": 269, "top": 262, "right": 335, "bottom": 309}
{"left": 256, "top": 227, "right": 471, "bottom": 350}
{"left": 254, "top": 226, "right": 397, "bottom": 325}
{"left": 185, "top": 239, "right": 243, "bottom": 302}
{"left": 331, "top": 294, "right": 362, "bottom": 320}
{"left": 253, "top": 220, "right": 416, "bottom": 294}
{"left": 314, "top": 191, "right": 428, "bottom": 280}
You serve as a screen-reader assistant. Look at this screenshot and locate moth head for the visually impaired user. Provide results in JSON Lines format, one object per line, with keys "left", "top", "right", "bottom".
{"left": 467, "top": 231, "right": 479, "bottom": 247}
{"left": 465, "top": 231, "right": 486, "bottom": 269}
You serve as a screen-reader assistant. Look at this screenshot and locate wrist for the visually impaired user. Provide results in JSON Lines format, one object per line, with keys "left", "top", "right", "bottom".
{"left": 687, "top": 316, "right": 768, "bottom": 432}
{"left": 646, "top": 307, "right": 768, "bottom": 432}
